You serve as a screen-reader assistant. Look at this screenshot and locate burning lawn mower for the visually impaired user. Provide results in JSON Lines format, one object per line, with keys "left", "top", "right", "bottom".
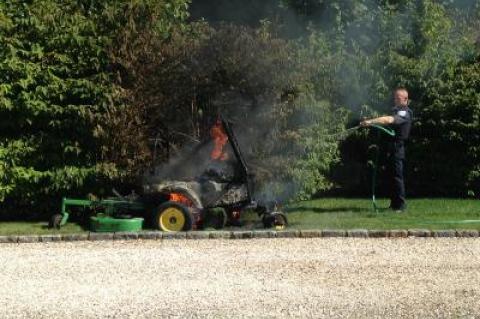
{"left": 50, "top": 117, "right": 288, "bottom": 232}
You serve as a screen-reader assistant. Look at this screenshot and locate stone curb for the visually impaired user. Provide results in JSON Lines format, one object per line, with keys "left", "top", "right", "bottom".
{"left": 209, "top": 231, "right": 231, "bottom": 239}
{"left": 432, "top": 230, "right": 457, "bottom": 238}
{"left": 138, "top": 231, "right": 160, "bottom": 240}
{"left": 186, "top": 231, "right": 211, "bottom": 240}
{"left": 0, "top": 236, "right": 19, "bottom": 243}
{"left": 369, "top": 230, "right": 388, "bottom": 238}
{"left": 276, "top": 230, "right": 300, "bottom": 238}
{"left": 253, "top": 230, "right": 277, "bottom": 238}
{"left": 299, "top": 230, "right": 321, "bottom": 238}
{"left": 456, "top": 230, "right": 479, "bottom": 238}
{"left": 231, "top": 231, "right": 253, "bottom": 239}
{"left": 17, "top": 235, "right": 40, "bottom": 243}
{"left": 1, "top": 229, "right": 480, "bottom": 244}
{"left": 39, "top": 234, "right": 63, "bottom": 242}
{"left": 407, "top": 229, "right": 432, "bottom": 237}
{"left": 113, "top": 232, "right": 139, "bottom": 241}
{"left": 62, "top": 234, "right": 89, "bottom": 241}
{"left": 347, "top": 229, "right": 368, "bottom": 238}
{"left": 388, "top": 229, "right": 409, "bottom": 238}
{"left": 162, "top": 232, "right": 187, "bottom": 240}
{"left": 322, "top": 229, "right": 347, "bottom": 237}
{"left": 89, "top": 232, "right": 114, "bottom": 241}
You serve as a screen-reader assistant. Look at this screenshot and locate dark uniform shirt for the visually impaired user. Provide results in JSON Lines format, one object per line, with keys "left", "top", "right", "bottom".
{"left": 390, "top": 106, "right": 413, "bottom": 159}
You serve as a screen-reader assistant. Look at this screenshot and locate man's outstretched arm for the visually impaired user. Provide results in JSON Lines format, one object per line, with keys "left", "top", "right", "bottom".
{"left": 360, "top": 116, "right": 394, "bottom": 126}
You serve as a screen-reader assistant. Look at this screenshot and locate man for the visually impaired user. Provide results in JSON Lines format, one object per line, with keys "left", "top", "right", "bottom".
{"left": 361, "top": 88, "right": 413, "bottom": 212}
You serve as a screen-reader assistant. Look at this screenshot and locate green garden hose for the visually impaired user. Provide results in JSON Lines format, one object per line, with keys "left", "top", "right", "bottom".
{"left": 369, "top": 124, "right": 395, "bottom": 212}
{"left": 369, "top": 124, "right": 395, "bottom": 138}
{"left": 326, "top": 123, "right": 395, "bottom": 211}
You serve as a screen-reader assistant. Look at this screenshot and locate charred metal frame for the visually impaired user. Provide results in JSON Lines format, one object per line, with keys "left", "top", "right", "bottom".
{"left": 220, "top": 116, "right": 254, "bottom": 204}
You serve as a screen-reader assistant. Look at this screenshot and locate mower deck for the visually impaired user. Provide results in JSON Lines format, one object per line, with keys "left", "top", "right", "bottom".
{"left": 90, "top": 215, "right": 144, "bottom": 233}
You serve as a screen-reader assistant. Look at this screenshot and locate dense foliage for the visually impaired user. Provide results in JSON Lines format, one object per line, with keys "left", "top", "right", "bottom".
{"left": 0, "top": 0, "right": 190, "bottom": 216}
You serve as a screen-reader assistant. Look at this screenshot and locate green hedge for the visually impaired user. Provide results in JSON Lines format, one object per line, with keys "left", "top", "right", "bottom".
{"left": 0, "top": 0, "right": 190, "bottom": 217}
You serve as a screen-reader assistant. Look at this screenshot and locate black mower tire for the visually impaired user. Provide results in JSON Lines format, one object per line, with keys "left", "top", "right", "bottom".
{"left": 49, "top": 214, "right": 63, "bottom": 229}
{"left": 203, "top": 208, "right": 228, "bottom": 230}
{"left": 154, "top": 201, "right": 194, "bottom": 232}
{"left": 262, "top": 212, "right": 288, "bottom": 230}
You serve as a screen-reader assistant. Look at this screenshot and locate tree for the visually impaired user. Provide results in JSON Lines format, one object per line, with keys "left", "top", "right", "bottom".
{"left": 0, "top": 0, "right": 190, "bottom": 216}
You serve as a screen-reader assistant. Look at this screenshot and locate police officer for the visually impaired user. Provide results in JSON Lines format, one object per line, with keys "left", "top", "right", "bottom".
{"left": 360, "top": 88, "right": 413, "bottom": 211}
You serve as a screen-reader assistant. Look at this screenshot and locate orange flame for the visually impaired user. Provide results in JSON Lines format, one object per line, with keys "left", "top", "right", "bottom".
{"left": 210, "top": 119, "right": 229, "bottom": 161}
{"left": 169, "top": 192, "right": 193, "bottom": 207}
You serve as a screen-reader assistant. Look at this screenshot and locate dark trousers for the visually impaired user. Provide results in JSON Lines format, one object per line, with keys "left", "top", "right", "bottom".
{"left": 389, "top": 157, "right": 406, "bottom": 209}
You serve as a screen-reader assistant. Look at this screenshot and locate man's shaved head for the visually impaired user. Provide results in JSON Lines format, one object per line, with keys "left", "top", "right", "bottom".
{"left": 394, "top": 88, "right": 409, "bottom": 107}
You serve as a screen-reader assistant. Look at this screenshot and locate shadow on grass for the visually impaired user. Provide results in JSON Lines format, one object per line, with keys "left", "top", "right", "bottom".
{"left": 39, "top": 218, "right": 90, "bottom": 231}
{"left": 375, "top": 207, "right": 395, "bottom": 213}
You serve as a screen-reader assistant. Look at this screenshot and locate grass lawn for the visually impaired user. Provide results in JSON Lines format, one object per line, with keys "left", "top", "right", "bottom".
{"left": 0, "top": 222, "right": 86, "bottom": 236}
{"left": 0, "top": 198, "right": 479, "bottom": 235}
{"left": 284, "top": 198, "right": 480, "bottom": 230}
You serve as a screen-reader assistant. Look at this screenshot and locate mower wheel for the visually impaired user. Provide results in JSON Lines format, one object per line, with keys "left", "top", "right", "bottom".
{"left": 154, "top": 201, "right": 194, "bottom": 232}
{"left": 49, "top": 214, "right": 63, "bottom": 229}
{"left": 262, "top": 212, "right": 288, "bottom": 230}
{"left": 203, "top": 208, "right": 227, "bottom": 230}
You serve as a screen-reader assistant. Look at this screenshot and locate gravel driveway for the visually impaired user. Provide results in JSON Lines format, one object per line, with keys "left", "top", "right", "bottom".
{"left": 1, "top": 238, "right": 479, "bottom": 318}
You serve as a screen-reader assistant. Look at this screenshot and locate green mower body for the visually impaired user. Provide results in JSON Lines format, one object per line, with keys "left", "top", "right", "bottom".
{"left": 50, "top": 197, "right": 146, "bottom": 232}
{"left": 90, "top": 215, "right": 144, "bottom": 232}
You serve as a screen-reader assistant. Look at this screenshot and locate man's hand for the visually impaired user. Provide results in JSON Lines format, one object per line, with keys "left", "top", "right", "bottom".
{"left": 360, "top": 119, "right": 371, "bottom": 127}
